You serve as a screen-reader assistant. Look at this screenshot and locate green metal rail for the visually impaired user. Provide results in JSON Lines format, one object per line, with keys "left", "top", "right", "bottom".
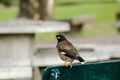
{"left": 42, "top": 60, "right": 120, "bottom": 80}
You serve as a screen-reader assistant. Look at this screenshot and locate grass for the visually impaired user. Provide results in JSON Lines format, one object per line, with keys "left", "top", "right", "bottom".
{"left": 55, "top": 2, "right": 120, "bottom": 36}
{"left": 0, "top": 6, "right": 18, "bottom": 21}
{"left": 55, "top": 3, "right": 120, "bottom": 22}
{"left": 56, "top": 0, "right": 116, "bottom": 4}
{"left": 35, "top": 32, "right": 57, "bottom": 41}
{"left": 0, "top": 1, "right": 120, "bottom": 38}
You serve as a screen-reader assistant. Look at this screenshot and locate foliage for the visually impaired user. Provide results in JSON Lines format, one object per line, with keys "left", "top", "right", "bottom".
{"left": 0, "top": 0, "right": 12, "bottom": 6}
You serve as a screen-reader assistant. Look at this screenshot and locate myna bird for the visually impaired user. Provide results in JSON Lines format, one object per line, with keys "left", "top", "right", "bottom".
{"left": 56, "top": 34, "right": 85, "bottom": 67}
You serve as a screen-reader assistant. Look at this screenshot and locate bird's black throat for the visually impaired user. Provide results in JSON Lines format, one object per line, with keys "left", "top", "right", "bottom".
{"left": 57, "top": 38, "right": 67, "bottom": 42}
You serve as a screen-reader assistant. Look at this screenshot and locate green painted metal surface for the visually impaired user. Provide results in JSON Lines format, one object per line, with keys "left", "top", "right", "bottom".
{"left": 42, "top": 60, "right": 120, "bottom": 80}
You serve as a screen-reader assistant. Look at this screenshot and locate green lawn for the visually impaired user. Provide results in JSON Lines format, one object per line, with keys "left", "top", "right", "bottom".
{"left": 55, "top": 3, "right": 119, "bottom": 22}
{"left": 0, "top": 6, "right": 18, "bottom": 21}
{"left": 56, "top": 0, "right": 116, "bottom": 4}
{"left": 0, "top": 1, "right": 120, "bottom": 37}
{"left": 55, "top": 2, "right": 120, "bottom": 36}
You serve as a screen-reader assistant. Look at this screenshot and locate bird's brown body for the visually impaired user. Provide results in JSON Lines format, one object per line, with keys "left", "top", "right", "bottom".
{"left": 56, "top": 35, "right": 85, "bottom": 67}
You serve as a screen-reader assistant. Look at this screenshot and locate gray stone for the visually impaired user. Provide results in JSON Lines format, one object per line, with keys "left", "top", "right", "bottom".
{"left": 0, "top": 67, "right": 32, "bottom": 79}
{"left": 0, "top": 21, "right": 70, "bottom": 34}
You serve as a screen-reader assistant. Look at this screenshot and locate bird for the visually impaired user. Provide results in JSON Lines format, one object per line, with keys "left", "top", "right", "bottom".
{"left": 56, "top": 34, "right": 85, "bottom": 67}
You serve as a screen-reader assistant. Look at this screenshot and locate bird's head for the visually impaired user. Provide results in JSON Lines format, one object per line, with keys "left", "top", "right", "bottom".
{"left": 56, "top": 35, "right": 67, "bottom": 42}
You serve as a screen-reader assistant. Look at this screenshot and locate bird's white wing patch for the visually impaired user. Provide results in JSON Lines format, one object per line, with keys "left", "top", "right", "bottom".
{"left": 60, "top": 52, "right": 66, "bottom": 55}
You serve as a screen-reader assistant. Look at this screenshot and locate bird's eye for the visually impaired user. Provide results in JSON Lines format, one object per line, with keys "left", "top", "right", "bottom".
{"left": 57, "top": 36, "right": 60, "bottom": 39}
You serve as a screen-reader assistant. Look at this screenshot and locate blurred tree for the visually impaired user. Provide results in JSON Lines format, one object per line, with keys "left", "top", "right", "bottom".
{"left": 18, "top": 0, "right": 54, "bottom": 20}
{"left": 0, "top": 0, "right": 11, "bottom": 6}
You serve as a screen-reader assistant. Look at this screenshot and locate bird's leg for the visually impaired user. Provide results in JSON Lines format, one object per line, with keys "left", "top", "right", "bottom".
{"left": 68, "top": 60, "right": 74, "bottom": 68}
{"left": 64, "top": 61, "right": 69, "bottom": 67}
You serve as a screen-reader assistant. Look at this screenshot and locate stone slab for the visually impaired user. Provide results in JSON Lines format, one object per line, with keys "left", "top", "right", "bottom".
{"left": 0, "top": 20, "right": 70, "bottom": 34}
{"left": 0, "top": 67, "right": 32, "bottom": 79}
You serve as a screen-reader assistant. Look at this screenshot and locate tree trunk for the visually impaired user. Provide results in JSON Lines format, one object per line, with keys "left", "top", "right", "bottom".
{"left": 18, "top": 0, "right": 54, "bottom": 20}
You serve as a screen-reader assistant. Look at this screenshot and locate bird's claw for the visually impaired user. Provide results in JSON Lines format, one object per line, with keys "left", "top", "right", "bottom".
{"left": 69, "top": 64, "right": 73, "bottom": 68}
{"left": 64, "top": 61, "right": 73, "bottom": 68}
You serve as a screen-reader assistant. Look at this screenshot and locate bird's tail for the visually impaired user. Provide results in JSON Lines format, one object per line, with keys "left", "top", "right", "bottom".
{"left": 77, "top": 56, "right": 86, "bottom": 64}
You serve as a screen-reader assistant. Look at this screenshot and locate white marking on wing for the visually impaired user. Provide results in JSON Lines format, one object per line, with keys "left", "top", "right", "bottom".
{"left": 61, "top": 52, "right": 66, "bottom": 54}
